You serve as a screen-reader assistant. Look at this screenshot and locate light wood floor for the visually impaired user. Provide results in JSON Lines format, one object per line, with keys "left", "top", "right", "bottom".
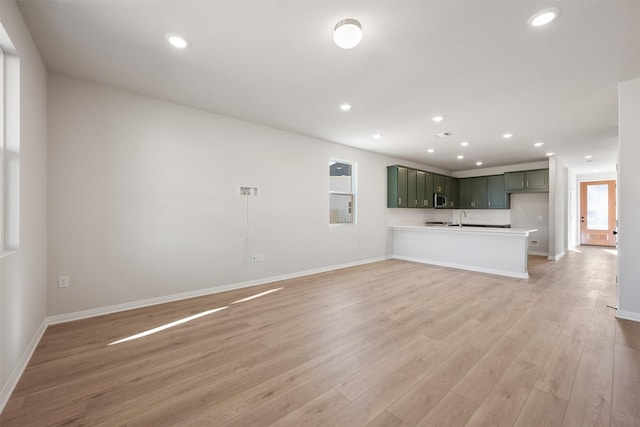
{"left": 2, "top": 246, "right": 639, "bottom": 426}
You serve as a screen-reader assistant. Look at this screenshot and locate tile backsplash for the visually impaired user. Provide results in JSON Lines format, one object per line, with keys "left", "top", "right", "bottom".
{"left": 387, "top": 208, "right": 511, "bottom": 226}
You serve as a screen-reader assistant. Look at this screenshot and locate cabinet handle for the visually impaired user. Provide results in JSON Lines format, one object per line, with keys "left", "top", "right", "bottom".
{"left": 424, "top": 200, "right": 428, "bottom": 207}
{"left": 521, "top": 181, "right": 524, "bottom": 188}
{"left": 398, "top": 197, "right": 401, "bottom": 205}
{"left": 488, "top": 201, "right": 491, "bottom": 207}
{"left": 526, "top": 180, "right": 529, "bottom": 187}
{"left": 414, "top": 199, "right": 417, "bottom": 206}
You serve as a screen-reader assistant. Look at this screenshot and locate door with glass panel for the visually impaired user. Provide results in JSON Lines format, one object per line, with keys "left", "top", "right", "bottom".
{"left": 580, "top": 180, "right": 616, "bottom": 246}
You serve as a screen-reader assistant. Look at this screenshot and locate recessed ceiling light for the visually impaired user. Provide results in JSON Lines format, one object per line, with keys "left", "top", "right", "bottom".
{"left": 340, "top": 103, "right": 352, "bottom": 111}
{"left": 372, "top": 133, "right": 382, "bottom": 139}
{"left": 333, "top": 19, "right": 362, "bottom": 49}
{"left": 435, "top": 132, "right": 452, "bottom": 138}
{"left": 476, "top": 161, "right": 483, "bottom": 166}
{"left": 460, "top": 141, "right": 469, "bottom": 147}
{"left": 528, "top": 7, "right": 560, "bottom": 27}
{"left": 457, "top": 155, "right": 464, "bottom": 160}
{"left": 427, "top": 148, "right": 435, "bottom": 153}
{"left": 502, "top": 133, "right": 513, "bottom": 139}
{"left": 584, "top": 155, "right": 593, "bottom": 159}
{"left": 546, "top": 152, "right": 555, "bottom": 156}
{"left": 534, "top": 142, "right": 545, "bottom": 147}
{"left": 432, "top": 115, "right": 444, "bottom": 123}
{"left": 165, "top": 33, "right": 190, "bottom": 48}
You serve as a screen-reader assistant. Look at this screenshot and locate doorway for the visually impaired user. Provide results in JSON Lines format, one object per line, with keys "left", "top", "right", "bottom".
{"left": 580, "top": 180, "right": 616, "bottom": 246}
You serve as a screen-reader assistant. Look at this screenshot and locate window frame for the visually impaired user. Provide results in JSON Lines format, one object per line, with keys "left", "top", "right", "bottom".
{"left": 329, "top": 159, "right": 357, "bottom": 225}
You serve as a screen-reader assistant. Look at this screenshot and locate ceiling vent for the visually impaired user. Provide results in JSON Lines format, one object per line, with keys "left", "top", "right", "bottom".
{"left": 435, "top": 132, "right": 452, "bottom": 138}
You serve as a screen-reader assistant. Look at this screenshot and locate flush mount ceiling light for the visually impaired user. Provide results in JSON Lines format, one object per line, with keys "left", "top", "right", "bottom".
{"left": 165, "top": 33, "right": 190, "bottom": 48}
{"left": 528, "top": 7, "right": 560, "bottom": 27}
{"left": 502, "top": 133, "right": 513, "bottom": 139}
{"left": 427, "top": 148, "right": 435, "bottom": 153}
{"left": 457, "top": 155, "right": 464, "bottom": 160}
{"left": 546, "top": 152, "right": 555, "bottom": 156}
{"left": 339, "top": 103, "right": 352, "bottom": 111}
{"left": 584, "top": 155, "right": 593, "bottom": 159}
{"left": 372, "top": 133, "right": 383, "bottom": 140}
{"left": 432, "top": 115, "right": 444, "bottom": 123}
{"left": 333, "top": 19, "right": 363, "bottom": 49}
{"left": 534, "top": 142, "right": 545, "bottom": 147}
{"left": 460, "top": 141, "right": 469, "bottom": 147}
{"left": 476, "top": 161, "right": 483, "bottom": 166}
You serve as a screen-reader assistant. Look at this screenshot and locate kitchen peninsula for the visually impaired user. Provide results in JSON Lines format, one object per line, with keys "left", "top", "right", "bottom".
{"left": 391, "top": 225, "right": 537, "bottom": 278}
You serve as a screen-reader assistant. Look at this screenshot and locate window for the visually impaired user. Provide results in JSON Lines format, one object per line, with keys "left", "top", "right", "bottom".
{"left": 329, "top": 160, "right": 355, "bottom": 224}
{"left": 0, "top": 28, "right": 21, "bottom": 253}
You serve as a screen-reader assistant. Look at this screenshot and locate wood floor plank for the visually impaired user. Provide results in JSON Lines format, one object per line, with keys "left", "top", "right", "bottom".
{"left": 535, "top": 334, "right": 586, "bottom": 401}
{"left": 1, "top": 247, "right": 635, "bottom": 427}
{"left": 414, "top": 391, "right": 477, "bottom": 427}
{"left": 465, "top": 357, "right": 541, "bottom": 427}
{"left": 611, "top": 344, "right": 640, "bottom": 425}
{"left": 514, "top": 388, "right": 567, "bottom": 427}
{"left": 265, "top": 389, "right": 350, "bottom": 427}
{"left": 562, "top": 343, "right": 613, "bottom": 427}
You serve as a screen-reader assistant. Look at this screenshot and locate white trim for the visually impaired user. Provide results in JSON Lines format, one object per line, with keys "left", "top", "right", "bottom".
{"left": 616, "top": 310, "right": 640, "bottom": 323}
{"left": 548, "top": 251, "right": 565, "bottom": 261}
{"left": 0, "top": 319, "right": 47, "bottom": 414}
{"left": 47, "top": 256, "right": 391, "bottom": 325}
{"left": 392, "top": 255, "right": 529, "bottom": 279}
{"left": 528, "top": 251, "right": 549, "bottom": 257}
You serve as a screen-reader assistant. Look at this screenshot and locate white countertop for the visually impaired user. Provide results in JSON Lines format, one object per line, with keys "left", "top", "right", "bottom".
{"left": 390, "top": 225, "right": 537, "bottom": 236}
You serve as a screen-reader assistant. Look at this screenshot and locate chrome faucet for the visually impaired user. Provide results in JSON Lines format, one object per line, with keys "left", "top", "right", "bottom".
{"left": 459, "top": 210, "right": 467, "bottom": 227}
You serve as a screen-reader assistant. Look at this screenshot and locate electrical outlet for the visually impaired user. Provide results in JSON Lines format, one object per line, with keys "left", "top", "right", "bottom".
{"left": 241, "top": 187, "right": 259, "bottom": 196}
{"left": 530, "top": 240, "right": 539, "bottom": 246}
{"left": 58, "top": 276, "right": 70, "bottom": 288}
{"left": 251, "top": 254, "right": 265, "bottom": 263}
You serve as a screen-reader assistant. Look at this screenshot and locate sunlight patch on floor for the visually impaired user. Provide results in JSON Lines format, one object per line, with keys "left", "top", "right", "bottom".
{"left": 109, "top": 306, "right": 228, "bottom": 345}
{"left": 231, "top": 287, "right": 283, "bottom": 304}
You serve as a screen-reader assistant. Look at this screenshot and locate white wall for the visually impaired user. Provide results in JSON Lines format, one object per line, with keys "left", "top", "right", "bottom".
{"left": 618, "top": 77, "right": 640, "bottom": 322}
{"left": 548, "top": 156, "right": 567, "bottom": 260}
{"left": 0, "top": 0, "right": 48, "bottom": 409}
{"left": 510, "top": 193, "right": 549, "bottom": 256}
{"left": 47, "top": 75, "right": 436, "bottom": 316}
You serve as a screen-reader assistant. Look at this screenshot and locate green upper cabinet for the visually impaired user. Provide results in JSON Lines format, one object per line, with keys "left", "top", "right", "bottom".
{"left": 416, "top": 170, "right": 432, "bottom": 208}
{"left": 433, "top": 174, "right": 445, "bottom": 194}
{"left": 407, "top": 169, "right": 418, "bottom": 208}
{"left": 505, "top": 169, "right": 549, "bottom": 192}
{"left": 424, "top": 171, "right": 434, "bottom": 207}
{"left": 459, "top": 178, "right": 473, "bottom": 208}
{"left": 488, "top": 174, "right": 509, "bottom": 208}
{"left": 387, "top": 165, "right": 408, "bottom": 207}
{"left": 459, "top": 176, "right": 488, "bottom": 208}
{"left": 444, "top": 176, "right": 458, "bottom": 208}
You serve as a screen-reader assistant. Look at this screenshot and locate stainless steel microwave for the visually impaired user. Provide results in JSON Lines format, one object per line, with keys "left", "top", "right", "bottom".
{"left": 434, "top": 193, "right": 447, "bottom": 208}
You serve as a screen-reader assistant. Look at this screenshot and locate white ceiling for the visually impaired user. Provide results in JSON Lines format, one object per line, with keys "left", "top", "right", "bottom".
{"left": 17, "top": 1, "right": 640, "bottom": 173}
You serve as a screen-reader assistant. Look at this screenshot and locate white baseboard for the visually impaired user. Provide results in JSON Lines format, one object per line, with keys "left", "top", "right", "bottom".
{"left": 548, "top": 251, "right": 565, "bottom": 261}
{"left": 0, "top": 319, "right": 48, "bottom": 414}
{"left": 392, "top": 255, "right": 529, "bottom": 279}
{"left": 616, "top": 309, "right": 640, "bottom": 323}
{"left": 47, "top": 256, "right": 392, "bottom": 325}
{"left": 529, "top": 251, "right": 549, "bottom": 257}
